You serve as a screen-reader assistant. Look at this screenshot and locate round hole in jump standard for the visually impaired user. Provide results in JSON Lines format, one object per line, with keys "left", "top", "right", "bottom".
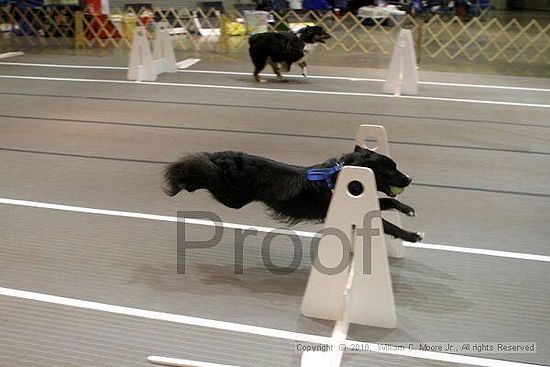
{"left": 348, "top": 180, "right": 364, "bottom": 197}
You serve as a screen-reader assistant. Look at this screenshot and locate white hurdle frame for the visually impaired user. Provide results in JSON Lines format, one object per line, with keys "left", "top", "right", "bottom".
{"left": 383, "top": 29, "right": 418, "bottom": 96}
{"left": 300, "top": 125, "right": 407, "bottom": 366}
{"left": 128, "top": 22, "right": 177, "bottom": 82}
{"left": 301, "top": 166, "right": 397, "bottom": 367}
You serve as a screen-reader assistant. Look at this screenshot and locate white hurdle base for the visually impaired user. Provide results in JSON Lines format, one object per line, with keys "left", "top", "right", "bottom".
{"left": 128, "top": 22, "right": 176, "bottom": 82}
{"left": 0, "top": 51, "right": 24, "bottom": 60}
{"left": 354, "top": 124, "right": 405, "bottom": 258}
{"left": 383, "top": 29, "right": 418, "bottom": 96}
{"left": 302, "top": 258, "right": 355, "bottom": 367}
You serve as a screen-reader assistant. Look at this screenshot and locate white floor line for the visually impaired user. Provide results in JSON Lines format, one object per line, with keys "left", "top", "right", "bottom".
{"left": 177, "top": 69, "right": 550, "bottom": 93}
{"left": 0, "top": 287, "right": 545, "bottom": 367}
{"left": 176, "top": 58, "right": 201, "bottom": 69}
{"left": 1, "top": 198, "right": 549, "bottom": 263}
{"left": 0, "top": 52, "right": 24, "bottom": 60}
{"left": 0, "top": 61, "right": 548, "bottom": 92}
{"left": 0, "top": 75, "right": 548, "bottom": 109}
{"left": 0, "top": 61, "right": 126, "bottom": 69}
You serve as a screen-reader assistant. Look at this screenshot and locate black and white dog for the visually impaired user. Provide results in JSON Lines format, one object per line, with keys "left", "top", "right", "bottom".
{"left": 164, "top": 147, "right": 423, "bottom": 242}
{"left": 248, "top": 26, "right": 331, "bottom": 82}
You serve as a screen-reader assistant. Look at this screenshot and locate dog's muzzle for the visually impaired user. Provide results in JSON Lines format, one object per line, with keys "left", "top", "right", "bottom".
{"left": 389, "top": 176, "right": 412, "bottom": 196}
{"left": 314, "top": 33, "right": 331, "bottom": 44}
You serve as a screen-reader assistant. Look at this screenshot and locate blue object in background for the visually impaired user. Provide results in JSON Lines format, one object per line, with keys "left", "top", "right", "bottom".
{"left": 303, "top": 0, "right": 332, "bottom": 10}
{"left": 10, "top": 0, "right": 45, "bottom": 8}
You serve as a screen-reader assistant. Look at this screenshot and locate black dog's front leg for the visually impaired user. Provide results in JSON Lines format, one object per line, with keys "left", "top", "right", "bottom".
{"left": 379, "top": 198, "right": 415, "bottom": 217}
{"left": 382, "top": 219, "right": 424, "bottom": 242}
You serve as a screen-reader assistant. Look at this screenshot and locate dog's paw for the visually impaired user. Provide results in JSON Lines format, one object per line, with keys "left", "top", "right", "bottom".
{"left": 407, "top": 209, "right": 416, "bottom": 217}
{"left": 413, "top": 232, "right": 425, "bottom": 242}
{"left": 403, "top": 231, "right": 424, "bottom": 243}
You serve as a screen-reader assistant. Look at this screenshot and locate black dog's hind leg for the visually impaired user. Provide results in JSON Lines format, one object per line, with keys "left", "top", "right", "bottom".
{"left": 268, "top": 60, "right": 288, "bottom": 82}
{"left": 250, "top": 51, "right": 267, "bottom": 83}
{"left": 383, "top": 219, "right": 424, "bottom": 243}
{"left": 210, "top": 187, "right": 254, "bottom": 209}
{"left": 379, "top": 198, "right": 415, "bottom": 217}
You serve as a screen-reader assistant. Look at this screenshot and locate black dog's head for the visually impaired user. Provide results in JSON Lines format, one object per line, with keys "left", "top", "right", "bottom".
{"left": 343, "top": 146, "right": 412, "bottom": 197}
{"left": 297, "top": 26, "right": 331, "bottom": 44}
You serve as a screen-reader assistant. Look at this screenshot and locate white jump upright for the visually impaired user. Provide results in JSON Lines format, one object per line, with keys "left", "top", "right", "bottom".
{"left": 354, "top": 124, "right": 405, "bottom": 258}
{"left": 128, "top": 22, "right": 177, "bottom": 82}
{"left": 383, "top": 29, "right": 418, "bottom": 96}
{"left": 301, "top": 166, "right": 397, "bottom": 366}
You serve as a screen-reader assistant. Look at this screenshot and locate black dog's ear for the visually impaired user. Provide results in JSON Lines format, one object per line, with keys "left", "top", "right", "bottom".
{"left": 297, "top": 26, "right": 309, "bottom": 34}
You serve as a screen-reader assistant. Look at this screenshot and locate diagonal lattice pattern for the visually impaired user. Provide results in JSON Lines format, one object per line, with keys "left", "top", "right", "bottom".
{"left": 0, "top": 6, "right": 548, "bottom": 65}
{"left": 423, "top": 16, "right": 549, "bottom": 63}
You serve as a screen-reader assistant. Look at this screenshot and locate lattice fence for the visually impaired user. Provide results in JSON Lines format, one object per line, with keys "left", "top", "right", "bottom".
{"left": 0, "top": 5, "right": 548, "bottom": 64}
{"left": 423, "top": 16, "right": 549, "bottom": 63}
{"left": 268, "top": 10, "right": 421, "bottom": 55}
{"left": 0, "top": 5, "right": 228, "bottom": 51}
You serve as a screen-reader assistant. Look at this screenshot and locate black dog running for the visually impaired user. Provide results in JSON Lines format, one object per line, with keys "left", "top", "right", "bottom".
{"left": 164, "top": 147, "right": 423, "bottom": 242}
{"left": 248, "top": 26, "right": 331, "bottom": 82}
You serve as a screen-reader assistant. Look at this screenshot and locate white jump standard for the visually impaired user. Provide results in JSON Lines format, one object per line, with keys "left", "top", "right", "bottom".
{"left": 300, "top": 125, "right": 413, "bottom": 367}
{"left": 128, "top": 22, "right": 177, "bottom": 82}
{"left": 383, "top": 29, "right": 418, "bottom": 96}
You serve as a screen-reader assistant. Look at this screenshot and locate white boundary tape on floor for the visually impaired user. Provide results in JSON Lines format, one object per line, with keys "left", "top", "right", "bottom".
{"left": 0, "top": 52, "right": 24, "bottom": 60}
{"left": 1, "top": 62, "right": 548, "bottom": 92}
{"left": 176, "top": 58, "right": 201, "bottom": 69}
{"left": 1, "top": 198, "right": 549, "bottom": 263}
{"left": 0, "top": 286, "right": 546, "bottom": 367}
{"left": 0, "top": 75, "right": 548, "bottom": 108}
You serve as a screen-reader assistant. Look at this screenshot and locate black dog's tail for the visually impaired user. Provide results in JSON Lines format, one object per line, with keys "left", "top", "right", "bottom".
{"left": 163, "top": 153, "right": 220, "bottom": 196}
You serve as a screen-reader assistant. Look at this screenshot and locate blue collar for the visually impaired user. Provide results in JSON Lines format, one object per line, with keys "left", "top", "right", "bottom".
{"left": 305, "top": 162, "right": 344, "bottom": 189}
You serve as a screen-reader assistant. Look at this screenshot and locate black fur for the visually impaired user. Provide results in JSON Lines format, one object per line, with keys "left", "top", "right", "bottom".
{"left": 164, "top": 147, "right": 423, "bottom": 242}
{"left": 248, "top": 26, "right": 331, "bottom": 82}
